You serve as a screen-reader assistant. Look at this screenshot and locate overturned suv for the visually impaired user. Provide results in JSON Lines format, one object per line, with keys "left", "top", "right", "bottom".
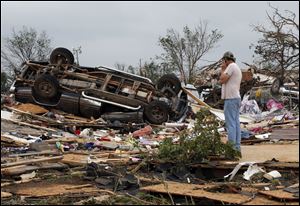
{"left": 10, "top": 48, "right": 188, "bottom": 124}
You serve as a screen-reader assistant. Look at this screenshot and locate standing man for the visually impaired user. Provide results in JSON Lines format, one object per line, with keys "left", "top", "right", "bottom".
{"left": 219, "top": 51, "right": 242, "bottom": 153}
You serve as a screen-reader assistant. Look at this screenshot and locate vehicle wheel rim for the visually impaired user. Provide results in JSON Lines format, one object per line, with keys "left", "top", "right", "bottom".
{"left": 152, "top": 106, "right": 165, "bottom": 120}
{"left": 164, "top": 82, "right": 175, "bottom": 90}
{"left": 57, "top": 55, "right": 66, "bottom": 64}
{"left": 39, "top": 82, "right": 54, "bottom": 95}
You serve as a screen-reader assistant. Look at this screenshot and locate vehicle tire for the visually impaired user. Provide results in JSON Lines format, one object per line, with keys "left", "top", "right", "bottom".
{"left": 33, "top": 74, "right": 59, "bottom": 99}
{"left": 50, "top": 47, "right": 74, "bottom": 65}
{"left": 144, "top": 100, "right": 169, "bottom": 124}
{"left": 157, "top": 74, "right": 181, "bottom": 97}
{"left": 271, "top": 78, "right": 282, "bottom": 95}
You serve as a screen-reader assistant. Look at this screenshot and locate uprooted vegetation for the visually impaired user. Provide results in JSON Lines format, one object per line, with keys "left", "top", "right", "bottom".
{"left": 157, "top": 108, "right": 241, "bottom": 164}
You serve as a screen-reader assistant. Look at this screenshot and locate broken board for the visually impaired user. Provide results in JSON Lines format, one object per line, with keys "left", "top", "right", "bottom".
{"left": 140, "top": 181, "right": 252, "bottom": 204}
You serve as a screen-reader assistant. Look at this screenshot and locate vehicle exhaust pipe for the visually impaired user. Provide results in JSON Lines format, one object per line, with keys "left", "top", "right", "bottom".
{"left": 82, "top": 91, "right": 141, "bottom": 110}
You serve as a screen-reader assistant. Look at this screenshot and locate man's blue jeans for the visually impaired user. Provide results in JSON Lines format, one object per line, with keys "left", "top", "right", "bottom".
{"left": 224, "top": 98, "right": 241, "bottom": 151}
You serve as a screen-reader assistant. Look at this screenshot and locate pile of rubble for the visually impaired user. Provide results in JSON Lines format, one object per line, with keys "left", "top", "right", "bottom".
{"left": 1, "top": 81, "right": 298, "bottom": 205}
{"left": 194, "top": 62, "right": 299, "bottom": 111}
{"left": 1, "top": 45, "right": 299, "bottom": 204}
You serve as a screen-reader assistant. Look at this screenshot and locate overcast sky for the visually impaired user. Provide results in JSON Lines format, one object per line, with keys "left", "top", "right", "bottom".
{"left": 1, "top": 1, "right": 299, "bottom": 69}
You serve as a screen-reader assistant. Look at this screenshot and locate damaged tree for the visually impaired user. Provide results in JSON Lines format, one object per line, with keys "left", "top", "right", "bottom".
{"left": 159, "top": 21, "right": 223, "bottom": 84}
{"left": 251, "top": 4, "right": 299, "bottom": 85}
{"left": 1, "top": 26, "right": 52, "bottom": 73}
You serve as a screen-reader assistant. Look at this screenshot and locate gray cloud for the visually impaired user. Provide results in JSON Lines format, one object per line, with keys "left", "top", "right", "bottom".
{"left": 1, "top": 1, "right": 299, "bottom": 68}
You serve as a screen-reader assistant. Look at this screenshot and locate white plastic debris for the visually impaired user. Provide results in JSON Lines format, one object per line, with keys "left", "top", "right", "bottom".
{"left": 217, "top": 127, "right": 225, "bottom": 132}
{"left": 224, "top": 162, "right": 265, "bottom": 181}
{"left": 255, "top": 133, "right": 272, "bottom": 139}
{"left": 79, "top": 128, "right": 93, "bottom": 138}
{"left": 263, "top": 170, "right": 282, "bottom": 180}
{"left": 209, "top": 108, "right": 255, "bottom": 123}
{"left": 243, "top": 164, "right": 265, "bottom": 181}
{"left": 1, "top": 110, "right": 17, "bottom": 121}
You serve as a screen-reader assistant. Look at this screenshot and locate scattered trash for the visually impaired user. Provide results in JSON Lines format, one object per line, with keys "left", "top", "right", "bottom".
{"left": 263, "top": 170, "right": 282, "bottom": 180}
{"left": 255, "top": 133, "right": 272, "bottom": 140}
{"left": 132, "top": 125, "right": 153, "bottom": 138}
{"left": 243, "top": 164, "right": 265, "bottom": 181}
{"left": 1, "top": 55, "right": 299, "bottom": 205}
{"left": 224, "top": 162, "right": 264, "bottom": 181}
{"left": 266, "top": 99, "right": 284, "bottom": 112}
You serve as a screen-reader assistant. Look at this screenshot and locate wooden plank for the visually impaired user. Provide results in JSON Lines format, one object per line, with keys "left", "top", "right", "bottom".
{"left": 244, "top": 196, "right": 290, "bottom": 205}
{"left": 1, "top": 134, "right": 31, "bottom": 146}
{"left": 1, "top": 156, "right": 63, "bottom": 169}
{"left": 182, "top": 87, "right": 211, "bottom": 108}
{"left": 140, "top": 181, "right": 251, "bottom": 204}
{"left": 4, "top": 105, "right": 56, "bottom": 124}
{"left": 4, "top": 182, "right": 101, "bottom": 197}
{"left": 1, "top": 191, "right": 13, "bottom": 198}
{"left": 259, "top": 189, "right": 299, "bottom": 200}
{"left": 1, "top": 163, "right": 68, "bottom": 176}
{"left": 65, "top": 184, "right": 93, "bottom": 190}
{"left": 13, "top": 103, "right": 49, "bottom": 114}
{"left": 270, "top": 128, "right": 299, "bottom": 140}
{"left": 3, "top": 118, "right": 57, "bottom": 132}
{"left": 8, "top": 150, "right": 60, "bottom": 157}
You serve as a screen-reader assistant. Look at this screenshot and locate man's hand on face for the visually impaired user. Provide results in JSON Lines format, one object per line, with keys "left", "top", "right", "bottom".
{"left": 221, "top": 60, "right": 227, "bottom": 72}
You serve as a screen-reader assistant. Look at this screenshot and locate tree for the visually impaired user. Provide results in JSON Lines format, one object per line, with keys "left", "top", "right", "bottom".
{"left": 251, "top": 4, "right": 299, "bottom": 83}
{"left": 127, "top": 65, "right": 137, "bottom": 75}
{"left": 1, "top": 26, "right": 52, "bottom": 75}
{"left": 139, "top": 61, "right": 161, "bottom": 83}
{"left": 158, "top": 21, "right": 223, "bottom": 83}
{"left": 1, "top": 72, "right": 9, "bottom": 93}
{"left": 114, "top": 62, "right": 127, "bottom": 71}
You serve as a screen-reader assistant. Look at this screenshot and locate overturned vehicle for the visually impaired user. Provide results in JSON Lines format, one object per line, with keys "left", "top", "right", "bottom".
{"left": 10, "top": 48, "right": 188, "bottom": 124}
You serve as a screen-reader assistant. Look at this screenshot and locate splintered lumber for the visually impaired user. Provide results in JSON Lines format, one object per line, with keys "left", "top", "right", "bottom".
{"left": 8, "top": 150, "right": 60, "bottom": 157}
{"left": 4, "top": 105, "right": 57, "bottom": 124}
{"left": 1, "top": 163, "right": 68, "bottom": 176}
{"left": 140, "top": 181, "right": 252, "bottom": 204}
{"left": 1, "top": 156, "right": 63, "bottom": 169}
{"left": 65, "top": 184, "right": 93, "bottom": 190}
{"left": 1, "top": 191, "right": 12, "bottom": 198}
{"left": 45, "top": 137, "right": 79, "bottom": 144}
{"left": 136, "top": 176, "right": 162, "bottom": 185}
{"left": 1, "top": 134, "right": 29, "bottom": 146}
{"left": 61, "top": 153, "right": 130, "bottom": 166}
{"left": 259, "top": 189, "right": 299, "bottom": 200}
{"left": 7, "top": 186, "right": 100, "bottom": 198}
{"left": 13, "top": 103, "right": 49, "bottom": 114}
{"left": 2, "top": 180, "right": 101, "bottom": 197}
{"left": 182, "top": 87, "right": 211, "bottom": 108}
{"left": 243, "top": 196, "right": 292, "bottom": 205}
{"left": 3, "top": 118, "right": 57, "bottom": 132}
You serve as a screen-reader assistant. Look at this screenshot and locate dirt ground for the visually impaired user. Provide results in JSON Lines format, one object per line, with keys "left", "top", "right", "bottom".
{"left": 240, "top": 142, "right": 299, "bottom": 162}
